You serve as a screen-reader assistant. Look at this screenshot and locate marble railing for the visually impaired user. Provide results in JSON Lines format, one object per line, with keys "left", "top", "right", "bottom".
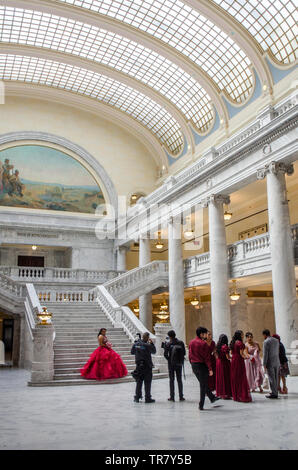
{"left": 37, "top": 289, "right": 96, "bottom": 303}
{"left": 93, "top": 261, "right": 169, "bottom": 338}
{"left": 0, "top": 266, "right": 123, "bottom": 284}
{"left": 184, "top": 223, "right": 298, "bottom": 285}
{"left": 104, "top": 261, "right": 169, "bottom": 305}
{"left": 94, "top": 285, "right": 155, "bottom": 342}
{"left": 24, "top": 283, "right": 43, "bottom": 340}
{"left": 0, "top": 272, "right": 25, "bottom": 299}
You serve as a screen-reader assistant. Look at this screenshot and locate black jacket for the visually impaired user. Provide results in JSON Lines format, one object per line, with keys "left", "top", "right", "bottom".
{"left": 164, "top": 338, "right": 186, "bottom": 366}
{"left": 131, "top": 339, "right": 156, "bottom": 368}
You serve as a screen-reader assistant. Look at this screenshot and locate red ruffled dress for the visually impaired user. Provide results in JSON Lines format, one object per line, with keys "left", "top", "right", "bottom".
{"left": 230, "top": 340, "right": 252, "bottom": 402}
{"left": 216, "top": 344, "right": 232, "bottom": 399}
{"left": 80, "top": 336, "right": 128, "bottom": 380}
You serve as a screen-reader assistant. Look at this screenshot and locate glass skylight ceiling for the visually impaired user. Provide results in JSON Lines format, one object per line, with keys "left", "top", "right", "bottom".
{"left": 213, "top": 0, "right": 297, "bottom": 64}
{"left": 0, "top": 6, "right": 214, "bottom": 133}
{"left": 56, "top": 0, "right": 254, "bottom": 103}
{"left": 0, "top": 54, "right": 184, "bottom": 155}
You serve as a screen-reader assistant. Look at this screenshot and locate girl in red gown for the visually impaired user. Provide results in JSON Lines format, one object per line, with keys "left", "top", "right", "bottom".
{"left": 215, "top": 334, "right": 232, "bottom": 399}
{"left": 230, "top": 330, "right": 252, "bottom": 402}
{"left": 206, "top": 331, "right": 216, "bottom": 392}
{"left": 80, "top": 328, "right": 128, "bottom": 380}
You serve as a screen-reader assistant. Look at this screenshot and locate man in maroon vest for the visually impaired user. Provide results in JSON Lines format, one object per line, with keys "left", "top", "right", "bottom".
{"left": 189, "top": 326, "right": 221, "bottom": 410}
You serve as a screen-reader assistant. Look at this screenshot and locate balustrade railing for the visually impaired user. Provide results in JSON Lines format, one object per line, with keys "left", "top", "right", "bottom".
{"left": 37, "top": 289, "right": 96, "bottom": 303}
{"left": 94, "top": 285, "right": 156, "bottom": 342}
{"left": 0, "top": 266, "right": 123, "bottom": 283}
{"left": 0, "top": 272, "right": 25, "bottom": 298}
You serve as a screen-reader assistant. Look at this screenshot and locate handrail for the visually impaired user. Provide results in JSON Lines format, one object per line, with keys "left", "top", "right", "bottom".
{"left": 94, "top": 285, "right": 156, "bottom": 342}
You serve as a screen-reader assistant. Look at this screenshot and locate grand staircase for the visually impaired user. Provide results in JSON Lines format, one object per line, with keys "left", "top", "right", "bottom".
{"left": 39, "top": 303, "right": 167, "bottom": 386}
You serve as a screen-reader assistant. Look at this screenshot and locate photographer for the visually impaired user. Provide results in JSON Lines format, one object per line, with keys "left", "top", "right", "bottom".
{"left": 131, "top": 332, "right": 156, "bottom": 403}
{"left": 162, "top": 330, "right": 186, "bottom": 402}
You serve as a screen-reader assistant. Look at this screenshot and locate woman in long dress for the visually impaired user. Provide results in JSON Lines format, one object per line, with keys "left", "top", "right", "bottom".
{"left": 244, "top": 332, "right": 264, "bottom": 393}
{"left": 206, "top": 330, "right": 216, "bottom": 392}
{"left": 215, "top": 334, "right": 232, "bottom": 399}
{"left": 80, "top": 328, "right": 128, "bottom": 380}
{"left": 230, "top": 330, "right": 252, "bottom": 403}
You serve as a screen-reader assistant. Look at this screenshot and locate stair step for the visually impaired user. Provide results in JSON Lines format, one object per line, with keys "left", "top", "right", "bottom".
{"left": 54, "top": 348, "right": 132, "bottom": 354}
{"left": 54, "top": 365, "right": 137, "bottom": 375}
{"left": 54, "top": 359, "right": 136, "bottom": 369}
{"left": 54, "top": 354, "right": 134, "bottom": 362}
{"left": 28, "top": 372, "right": 168, "bottom": 387}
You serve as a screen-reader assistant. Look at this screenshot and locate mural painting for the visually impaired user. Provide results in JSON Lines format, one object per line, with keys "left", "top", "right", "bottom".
{"left": 0, "top": 145, "right": 105, "bottom": 214}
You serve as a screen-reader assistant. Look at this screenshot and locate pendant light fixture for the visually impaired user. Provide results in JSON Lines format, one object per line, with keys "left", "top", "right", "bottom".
{"left": 230, "top": 280, "right": 240, "bottom": 301}
{"left": 155, "top": 230, "right": 164, "bottom": 249}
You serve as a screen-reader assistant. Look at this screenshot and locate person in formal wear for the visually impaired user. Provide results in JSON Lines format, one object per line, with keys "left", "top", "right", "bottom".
{"left": 244, "top": 332, "right": 264, "bottom": 393}
{"left": 272, "top": 334, "right": 289, "bottom": 395}
{"left": 131, "top": 331, "right": 156, "bottom": 403}
{"left": 262, "top": 329, "right": 280, "bottom": 399}
{"left": 215, "top": 334, "right": 232, "bottom": 400}
{"left": 189, "top": 326, "right": 220, "bottom": 410}
{"left": 206, "top": 330, "right": 216, "bottom": 392}
{"left": 230, "top": 330, "right": 252, "bottom": 403}
{"left": 163, "top": 329, "right": 186, "bottom": 402}
{"left": 80, "top": 328, "right": 128, "bottom": 380}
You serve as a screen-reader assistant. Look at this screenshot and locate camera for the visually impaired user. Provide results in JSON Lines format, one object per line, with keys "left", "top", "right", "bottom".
{"left": 134, "top": 333, "right": 141, "bottom": 342}
{"left": 161, "top": 336, "right": 170, "bottom": 349}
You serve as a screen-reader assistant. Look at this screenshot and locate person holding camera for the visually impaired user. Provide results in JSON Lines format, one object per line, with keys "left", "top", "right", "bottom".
{"left": 131, "top": 332, "right": 156, "bottom": 403}
{"left": 162, "top": 330, "right": 186, "bottom": 402}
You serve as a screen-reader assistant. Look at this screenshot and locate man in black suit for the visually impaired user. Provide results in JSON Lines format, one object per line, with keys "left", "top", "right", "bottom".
{"left": 131, "top": 332, "right": 156, "bottom": 403}
{"left": 163, "top": 330, "right": 186, "bottom": 402}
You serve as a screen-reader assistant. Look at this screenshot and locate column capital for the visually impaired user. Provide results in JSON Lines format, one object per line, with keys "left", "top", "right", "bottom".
{"left": 257, "top": 161, "right": 294, "bottom": 180}
{"left": 201, "top": 194, "right": 230, "bottom": 207}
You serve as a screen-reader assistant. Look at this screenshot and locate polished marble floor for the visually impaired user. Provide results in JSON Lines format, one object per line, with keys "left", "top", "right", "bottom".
{"left": 1, "top": 365, "right": 298, "bottom": 450}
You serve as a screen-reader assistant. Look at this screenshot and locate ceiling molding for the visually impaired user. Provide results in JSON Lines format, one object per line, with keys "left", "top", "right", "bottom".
{"left": 0, "top": 43, "right": 194, "bottom": 154}
{"left": 3, "top": 81, "right": 168, "bottom": 169}
{"left": 1, "top": 0, "right": 229, "bottom": 126}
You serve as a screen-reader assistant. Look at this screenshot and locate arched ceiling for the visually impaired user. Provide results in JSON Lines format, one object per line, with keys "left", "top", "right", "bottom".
{"left": 0, "top": 0, "right": 296, "bottom": 166}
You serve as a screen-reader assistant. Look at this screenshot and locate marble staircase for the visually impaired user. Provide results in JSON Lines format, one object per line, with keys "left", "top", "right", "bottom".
{"left": 35, "top": 303, "right": 167, "bottom": 386}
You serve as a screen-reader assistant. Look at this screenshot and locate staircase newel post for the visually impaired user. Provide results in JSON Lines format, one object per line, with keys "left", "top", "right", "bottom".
{"left": 30, "top": 324, "right": 54, "bottom": 384}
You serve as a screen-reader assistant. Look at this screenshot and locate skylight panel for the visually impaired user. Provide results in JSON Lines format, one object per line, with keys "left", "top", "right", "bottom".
{"left": 0, "top": 53, "right": 184, "bottom": 155}
{"left": 213, "top": 0, "right": 297, "bottom": 64}
{"left": 55, "top": 0, "right": 254, "bottom": 103}
{"left": 0, "top": 6, "right": 214, "bottom": 133}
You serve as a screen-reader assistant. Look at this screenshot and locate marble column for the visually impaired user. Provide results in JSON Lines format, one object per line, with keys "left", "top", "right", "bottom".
{"left": 206, "top": 195, "right": 231, "bottom": 341}
{"left": 258, "top": 162, "right": 298, "bottom": 349}
{"left": 116, "top": 246, "right": 127, "bottom": 271}
{"left": 139, "top": 237, "right": 152, "bottom": 331}
{"left": 168, "top": 217, "right": 185, "bottom": 343}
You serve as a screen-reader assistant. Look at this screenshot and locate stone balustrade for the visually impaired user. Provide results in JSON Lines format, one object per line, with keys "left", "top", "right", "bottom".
{"left": 184, "top": 223, "right": 298, "bottom": 286}
{"left": 0, "top": 266, "right": 123, "bottom": 284}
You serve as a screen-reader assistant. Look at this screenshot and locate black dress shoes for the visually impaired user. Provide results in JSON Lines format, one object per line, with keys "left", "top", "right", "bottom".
{"left": 179, "top": 397, "right": 186, "bottom": 401}
{"left": 145, "top": 398, "right": 155, "bottom": 403}
{"left": 265, "top": 394, "right": 278, "bottom": 399}
{"left": 211, "top": 396, "right": 221, "bottom": 403}
{"left": 168, "top": 397, "right": 175, "bottom": 402}
{"left": 133, "top": 396, "right": 140, "bottom": 403}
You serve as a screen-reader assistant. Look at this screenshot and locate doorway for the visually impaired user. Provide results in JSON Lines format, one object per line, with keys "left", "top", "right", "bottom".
{"left": 17, "top": 256, "right": 45, "bottom": 267}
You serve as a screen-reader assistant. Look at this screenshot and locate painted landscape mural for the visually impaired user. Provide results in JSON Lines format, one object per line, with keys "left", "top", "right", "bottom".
{"left": 0, "top": 145, "right": 105, "bottom": 214}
